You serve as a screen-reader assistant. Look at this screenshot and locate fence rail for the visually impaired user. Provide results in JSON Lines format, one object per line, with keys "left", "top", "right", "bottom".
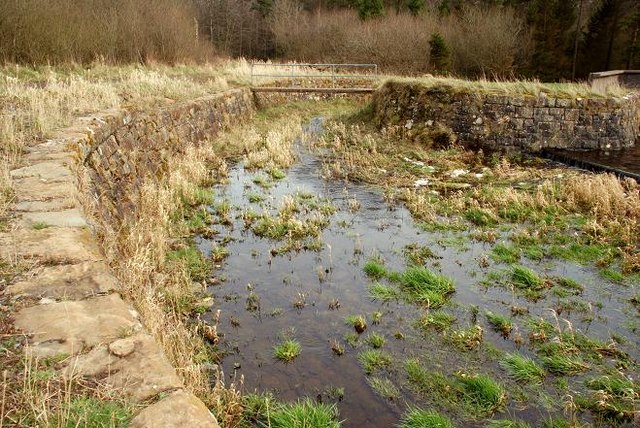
{"left": 250, "top": 63, "right": 378, "bottom": 93}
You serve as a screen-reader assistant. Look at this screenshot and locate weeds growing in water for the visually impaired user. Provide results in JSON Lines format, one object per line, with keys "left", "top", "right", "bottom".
{"left": 456, "top": 373, "right": 507, "bottom": 416}
{"left": 485, "top": 311, "right": 513, "bottom": 336}
{"left": 367, "top": 377, "right": 399, "bottom": 400}
{"left": 398, "top": 408, "right": 453, "bottom": 428}
{"left": 358, "top": 349, "right": 392, "bottom": 374}
{"left": 511, "top": 265, "right": 544, "bottom": 290}
{"left": 265, "top": 398, "right": 341, "bottom": 428}
{"left": 540, "top": 354, "right": 589, "bottom": 376}
{"left": 488, "top": 419, "right": 532, "bottom": 428}
{"left": 394, "top": 266, "right": 455, "bottom": 308}
{"left": 499, "top": 353, "right": 545, "bottom": 384}
{"left": 403, "top": 243, "right": 439, "bottom": 266}
{"left": 368, "top": 282, "right": 398, "bottom": 302}
{"left": 363, "top": 259, "right": 387, "bottom": 279}
{"left": 330, "top": 338, "right": 345, "bottom": 356}
{"left": 345, "top": 315, "right": 367, "bottom": 333}
{"left": 582, "top": 374, "right": 639, "bottom": 421}
{"left": 448, "top": 325, "right": 484, "bottom": 350}
{"left": 416, "top": 311, "right": 456, "bottom": 332}
{"left": 366, "top": 332, "right": 385, "bottom": 349}
{"left": 491, "top": 243, "right": 520, "bottom": 264}
{"left": 273, "top": 339, "right": 302, "bottom": 363}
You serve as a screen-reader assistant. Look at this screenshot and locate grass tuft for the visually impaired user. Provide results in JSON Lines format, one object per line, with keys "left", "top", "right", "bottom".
{"left": 273, "top": 339, "right": 302, "bottom": 363}
{"left": 265, "top": 398, "right": 341, "bottom": 428}
{"left": 368, "top": 282, "right": 398, "bottom": 302}
{"left": 417, "top": 311, "right": 456, "bottom": 332}
{"left": 358, "top": 349, "right": 392, "bottom": 374}
{"left": 367, "top": 377, "right": 399, "bottom": 400}
{"left": 394, "top": 266, "right": 455, "bottom": 308}
{"left": 499, "top": 353, "right": 545, "bottom": 384}
{"left": 456, "top": 373, "right": 507, "bottom": 415}
{"left": 485, "top": 311, "right": 513, "bottom": 336}
{"left": 363, "top": 259, "right": 387, "bottom": 279}
{"left": 399, "top": 408, "right": 453, "bottom": 428}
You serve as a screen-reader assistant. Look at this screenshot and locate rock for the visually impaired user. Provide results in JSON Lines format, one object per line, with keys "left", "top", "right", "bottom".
{"left": 14, "top": 294, "right": 140, "bottom": 357}
{"left": 7, "top": 261, "right": 119, "bottom": 300}
{"left": 66, "top": 333, "right": 183, "bottom": 402}
{"left": 108, "top": 338, "right": 136, "bottom": 357}
{"left": 130, "top": 390, "right": 220, "bottom": 428}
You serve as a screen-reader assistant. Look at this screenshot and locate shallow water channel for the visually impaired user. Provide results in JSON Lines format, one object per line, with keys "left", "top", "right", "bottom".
{"left": 199, "top": 118, "right": 639, "bottom": 427}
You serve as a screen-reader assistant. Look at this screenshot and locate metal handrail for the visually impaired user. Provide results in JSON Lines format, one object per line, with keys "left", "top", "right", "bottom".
{"left": 250, "top": 63, "right": 378, "bottom": 88}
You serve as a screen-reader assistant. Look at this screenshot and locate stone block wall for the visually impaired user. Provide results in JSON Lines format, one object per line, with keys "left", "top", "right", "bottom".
{"left": 77, "top": 88, "right": 255, "bottom": 225}
{"left": 372, "top": 80, "right": 640, "bottom": 152}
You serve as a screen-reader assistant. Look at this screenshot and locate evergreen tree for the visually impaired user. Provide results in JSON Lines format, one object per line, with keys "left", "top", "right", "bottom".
{"left": 357, "top": 0, "right": 384, "bottom": 19}
{"left": 527, "top": 0, "right": 577, "bottom": 81}
{"left": 406, "top": 0, "right": 424, "bottom": 16}
{"left": 429, "top": 32, "right": 451, "bottom": 73}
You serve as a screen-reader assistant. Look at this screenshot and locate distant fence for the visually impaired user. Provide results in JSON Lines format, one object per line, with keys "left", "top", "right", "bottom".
{"left": 250, "top": 63, "right": 378, "bottom": 93}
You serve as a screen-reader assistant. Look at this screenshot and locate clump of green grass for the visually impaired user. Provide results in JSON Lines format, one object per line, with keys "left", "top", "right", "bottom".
{"left": 491, "top": 243, "right": 520, "bottom": 264}
{"left": 456, "top": 373, "right": 507, "bottom": 416}
{"left": 394, "top": 266, "right": 455, "bottom": 308}
{"left": 500, "top": 353, "right": 545, "bottom": 384}
{"left": 600, "top": 268, "right": 624, "bottom": 283}
{"left": 32, "top": 221, "right": 50, "bottom": 230}
{"left": 366, "top": 332, "right": 385, "bottom": 349}
{"left": 358, "top": 349, "right": 392, "bottom": 374}
{"left": 465, "top": 208, "right": 497, "bottom": 227}
{"left": 247, "top": 192, "right": 265, "bottom": 203}
{"left": 417, "top": 311, "right": 456, "bottom": 332}
{"left": 273, "top": 339, "right": 301, "bottom": 363}
{"left": 541, "top": 354, "right": 589, "bottom": 375}
{"left": 367, "top": 377, "right": 399, "bottom": 400}
{"left": 555, "top": 277, "right": 584, "bottom": 293}
{"left": 511, "top": 265, "right": 544, "bottom": 290}
{"left": 398, "top": 408, "right": 453, "bottom": 428}
{"left": 363, "top": 259, "right": 387, "bottom": 279}
{"left": 345, "top": 314, "right": 367, "bottom": 333}
{"left": 268, "top": 167, "right": 286, "bottom": 180}
{"left": 266, "top": 398, "right": 341, "bottom": 428}
{"left": 405, "top": 360, "right": 456, "bottom": 402}
{"left": 485, "top": 312, "right": 513, "bottom": 336}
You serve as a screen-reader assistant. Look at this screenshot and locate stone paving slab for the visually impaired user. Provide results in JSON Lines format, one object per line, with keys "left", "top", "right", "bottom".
{"left": 65, "top": 333, "right": 183, "bottom": 402}
{"left": 19, "top": 208, "right": 88, "bottom": 228}
{"left": 14, "top": 199, "right": 78, "bottom": 212}
{"left": 14, "top": 176, "right": 75, "bottom": 202}
{"left": 130, "top": 390, "right": 220, "bottom": 428}
{"left": 0, "top": 227, "right": 102, "bottom": 263}
{"left": 8, "top": 261, "right": 119, "bottom": 300}
{"left": 14, "top": 293, "right": 141, "bottom": 357}
{"left": 11, "top": 161, "right": 73, "bottom": 181}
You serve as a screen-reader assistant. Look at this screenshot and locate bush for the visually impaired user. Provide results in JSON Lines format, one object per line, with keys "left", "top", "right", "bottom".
{"left": 0, "top": 0, "right": 213, "bottom": 64}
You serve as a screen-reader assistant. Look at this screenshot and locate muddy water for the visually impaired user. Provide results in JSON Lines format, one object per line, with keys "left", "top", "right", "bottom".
{"left": 201, "top": 119, "right": 639, "bottom": 427}
{"left": 549, "top": 145, "right": 640, "bottom": 178}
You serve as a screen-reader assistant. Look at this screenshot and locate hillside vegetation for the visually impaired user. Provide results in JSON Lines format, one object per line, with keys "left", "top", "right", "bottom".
{"left": 1, "top": 0, "right": 639, "bottom": 81}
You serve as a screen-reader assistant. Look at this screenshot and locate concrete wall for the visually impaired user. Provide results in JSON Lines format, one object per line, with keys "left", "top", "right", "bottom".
{"left": 373, "top": 80, "right": 640, "bottom": 152}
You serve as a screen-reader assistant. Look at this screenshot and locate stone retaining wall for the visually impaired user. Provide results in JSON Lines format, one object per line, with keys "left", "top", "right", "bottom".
{"left": 373, "top": 80, "right": 640, "bottom": 152}
{"left": 3, "top": 88, "right": 255, "bottom": 427}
